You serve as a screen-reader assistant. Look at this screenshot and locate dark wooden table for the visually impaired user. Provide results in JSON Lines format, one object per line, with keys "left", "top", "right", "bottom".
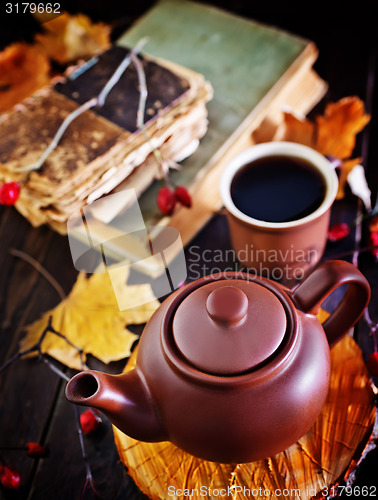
{"left": 1, "top": 1, "right": 378, "bottom": 499}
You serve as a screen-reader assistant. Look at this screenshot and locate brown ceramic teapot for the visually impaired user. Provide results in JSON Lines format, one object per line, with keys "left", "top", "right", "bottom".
{"left": 66, "top": 260, "right": 370, "bottom": 463}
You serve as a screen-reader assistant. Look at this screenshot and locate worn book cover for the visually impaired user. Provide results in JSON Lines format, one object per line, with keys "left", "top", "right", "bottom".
{"left": 117, "top": 0, "right": 325, "bottom": 231}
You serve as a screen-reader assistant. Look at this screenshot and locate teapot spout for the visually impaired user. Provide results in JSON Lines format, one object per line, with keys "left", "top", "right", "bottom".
{"left": 65, "top": 369, "right": 168, "bottom": 442}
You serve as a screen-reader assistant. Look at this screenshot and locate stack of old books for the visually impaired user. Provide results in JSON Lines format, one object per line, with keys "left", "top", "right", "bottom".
{"left": 0, "top": 45, "right": 212, "bottom": 233}
{"left": 1, "top": 0, "right": 327, "bottom": 254}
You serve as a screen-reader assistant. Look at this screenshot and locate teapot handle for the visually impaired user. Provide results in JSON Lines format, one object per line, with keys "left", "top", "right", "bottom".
{"left": 291, "top": 260, "right": 370, "bottom": 346}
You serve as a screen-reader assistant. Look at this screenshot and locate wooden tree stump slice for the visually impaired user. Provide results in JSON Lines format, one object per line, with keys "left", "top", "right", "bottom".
{"left": 114, "top": 335, "right": 375, "bottom": 500}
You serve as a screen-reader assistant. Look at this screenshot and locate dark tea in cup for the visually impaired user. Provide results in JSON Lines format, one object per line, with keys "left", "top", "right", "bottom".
{"left": 230, "top": 155, "right": 327, "bottom": 223}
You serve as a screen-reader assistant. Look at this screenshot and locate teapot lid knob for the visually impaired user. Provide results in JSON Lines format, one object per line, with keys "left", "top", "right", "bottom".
{"left": 171, "top": 279, "right": 288, "bottom": 375}
{"left": 206, "top": 286, "right": 248, "bottom": 325}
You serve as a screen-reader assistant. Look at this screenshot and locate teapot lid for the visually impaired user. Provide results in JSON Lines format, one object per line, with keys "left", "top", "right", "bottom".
{"left": 171, "top": 279, "right": 287, "bottom": 375}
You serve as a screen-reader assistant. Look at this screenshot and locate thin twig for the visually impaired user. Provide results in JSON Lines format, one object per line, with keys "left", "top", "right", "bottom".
{"left": 98, "top": 37, "right": 148, "bottom": 106}
{"left": 325, "top": 243, "right": 378, "bottom": 261}
{"left": 353, "top": 207, "right": 378, "bottom": 226}
{"left": 0, "top": 316, "right": 86, "bottom": 374}
{"left": 75, "top": 405, "right": 101, "bottom": 499}
{"left": 48, "top": 322, "right": 85, "bottom": 368}
{"left": 17, "top": 38, "right": 148, "bottom": 175}
{"left": 364, "top": 308, "right": 378, "bottom": 351}
{"left": 0, "top": 317, "right": 96, "bottom": 495}
{"left": 0, "top": 345, "right": 36, "bottom": 375}
{"left": 355, "top": 42, "right": 377, "bottom": 348}
{"left": 131, "top": 52, "right": 169, "bottom": 186}
{"left": 9, "top": 248, "right": 66, "bottom": 301}
{"left": 19, "top": 98, "right": 98, "bottom": 173}
{"left": 40, "top": 356, "right": 70, "bottom": 381}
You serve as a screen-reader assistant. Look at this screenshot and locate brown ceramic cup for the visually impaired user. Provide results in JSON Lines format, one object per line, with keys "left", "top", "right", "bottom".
{"left": 220, "top": 142, "right": 338, "bottom": 281}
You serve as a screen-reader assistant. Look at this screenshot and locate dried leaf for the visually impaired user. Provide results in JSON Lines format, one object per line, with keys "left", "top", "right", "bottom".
{"left": 115, "top": 336, "right": 375, "bottom": 500}
{"left": 0, "top": 43, "right": 50, "bottom": 113}
{"left": 280, "top": 97, "right": 370, "bottom": 200}
{"left": 315, "top": 97, "right": 370, "bottom": 159}
{"left": 35, "top": 12, "right": 111, "bottom": 64}
{"left": 279, "top": 110, "right": 315, "bottom": 147}
{"left": 336, "top": 157, "right": 361, "bottom": 200}
{"left": 20, "top": 264, "right": 160, "bottom": 370}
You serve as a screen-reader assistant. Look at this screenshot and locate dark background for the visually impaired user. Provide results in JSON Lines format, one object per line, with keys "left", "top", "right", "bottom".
{"left": 0, "top": 1, "right": 377, "bottom": 498}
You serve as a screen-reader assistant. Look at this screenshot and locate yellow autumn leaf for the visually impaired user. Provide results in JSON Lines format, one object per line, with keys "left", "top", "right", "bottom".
{"left": 20, "top": 264, "right": 160, "bottom": 370}
{"left": 35, "top": 12, "right": 111, "bottom": 64}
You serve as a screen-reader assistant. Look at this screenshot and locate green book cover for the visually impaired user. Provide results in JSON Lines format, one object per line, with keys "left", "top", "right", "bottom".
{"left": 117, "top": 0, "right": 312, "bottom": 222}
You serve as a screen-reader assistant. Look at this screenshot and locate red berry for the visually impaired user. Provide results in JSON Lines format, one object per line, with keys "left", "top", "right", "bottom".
{"left": 157, "top": 186, "right": 176, "bottom": 215}
{"left": 327, "top": 223, "right": 350, "bottom": 242}
{"left": 367, "top": 352, "right": 378, "bottom": 377}
{"left": 0, "top": 465, "right": 21, "bottom": 489}
{"left": 25, "top": 442, "right": 48, "bottom": 458}
{"left": 369, "top": 232, "right": 378, "bottom": 259}
{"left": 80, "top": 409, "right": 101, "bottom": 434}
{"left": 0, "top": 181, "right": 20, "bottom": 206}
{"left": 174, "top": 185, "right": 192, "bottom": 208}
